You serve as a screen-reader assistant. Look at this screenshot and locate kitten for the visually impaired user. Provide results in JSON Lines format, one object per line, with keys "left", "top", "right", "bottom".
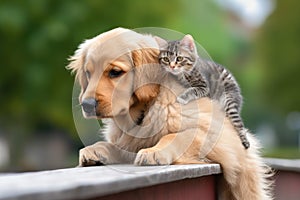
{"left": 157, "top": 35, "right": 250, "bottom": 149}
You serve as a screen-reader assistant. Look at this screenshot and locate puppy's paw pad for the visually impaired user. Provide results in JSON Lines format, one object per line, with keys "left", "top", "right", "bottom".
{"left": 79, "top": 147, "right": 108, "bottom": 167}
{"left": 134, "top": 148, "right": 171, "bottom": 166}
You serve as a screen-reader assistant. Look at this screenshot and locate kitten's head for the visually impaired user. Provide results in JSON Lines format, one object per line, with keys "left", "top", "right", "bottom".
{"left": 157, "top": 34, "right": 198, "bottom": 75}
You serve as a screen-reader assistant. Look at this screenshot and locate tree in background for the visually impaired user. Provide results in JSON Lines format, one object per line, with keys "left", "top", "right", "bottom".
{"left": 2, "top": 0, "right": 298, "bottom": 170}
{"left": 257, "top": 0, "right": 300, "bottom": 113}
{"left": 252, "top": 0, "right": 300, "bottom": 149}
{"left": 0, "top": 0, "right": 182, "bottom": 170}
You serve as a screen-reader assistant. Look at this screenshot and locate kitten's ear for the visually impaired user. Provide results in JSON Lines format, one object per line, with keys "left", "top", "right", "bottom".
{"left": 154, "top": 36, "right": 168, "bottom": 49}
{"left": 180, "top": 34, "right": 197, "bottom": 52}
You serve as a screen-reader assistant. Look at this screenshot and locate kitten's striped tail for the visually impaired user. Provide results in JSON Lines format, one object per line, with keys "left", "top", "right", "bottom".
{"left": 225, "top": 102, "right": 250, "bottom": 149}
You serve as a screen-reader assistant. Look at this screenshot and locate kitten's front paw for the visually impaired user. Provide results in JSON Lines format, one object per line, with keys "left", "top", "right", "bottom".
{"left": 134, "top": 148, "right": 171, "bottom": 166}
{"left": 176, "top": 96, "right": 189, "bottom": 105}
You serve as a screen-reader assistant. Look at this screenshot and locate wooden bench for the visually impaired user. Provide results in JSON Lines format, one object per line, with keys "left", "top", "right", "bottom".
{"left": 265, "top": 158, "right": 300, "bottom": 200}
{"left": 1, "top": 158, "right": 300, "bottom": 200}
{"left": 0, "top": 164, "right": 221, "bottom": 200}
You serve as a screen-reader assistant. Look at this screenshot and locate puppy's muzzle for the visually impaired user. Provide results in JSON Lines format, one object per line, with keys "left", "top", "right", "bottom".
{"left": 81, "top": 98, "right": 97, "bottom": 114}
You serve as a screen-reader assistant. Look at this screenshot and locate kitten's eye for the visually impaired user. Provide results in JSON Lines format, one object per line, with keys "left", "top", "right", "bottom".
{"left": 176, "top": 56, "right": 183, "bottom": 62}
{"left": 108, "top": 68, "right": 124, "bottom": 78}
{"left": 162, "top": 57, "right": 170, "bottom": 63}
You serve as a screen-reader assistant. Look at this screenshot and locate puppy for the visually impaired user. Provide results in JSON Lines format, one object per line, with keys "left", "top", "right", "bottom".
{"left": 68, "top": 27, "right": 273, "bottom": 200}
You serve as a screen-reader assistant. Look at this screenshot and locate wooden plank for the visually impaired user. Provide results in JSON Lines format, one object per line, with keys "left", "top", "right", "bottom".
{"left": 265, "top": 158, "right": 300, "bottom": 172}
{"left": 273, "top": 171, "right": 300, "bottom": 199}
{"left": 265, "top": 158, "right": 300, "bottom": 199}
{"left": 0, "top": 164, "right": 221, "bottom": 200}
{"left": 91, "top": 175, "right": 217, "bottom": 200}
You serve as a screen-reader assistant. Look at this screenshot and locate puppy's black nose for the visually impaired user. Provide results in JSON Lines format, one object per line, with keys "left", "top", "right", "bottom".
{"left": 81, "top": 98, "right": 97, "bottom": 113}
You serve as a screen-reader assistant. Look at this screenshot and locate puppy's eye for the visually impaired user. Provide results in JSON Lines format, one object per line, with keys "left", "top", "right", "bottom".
{"left": 109, "top": 69, "right": 124, "bottom": 78}
{"left": 162, "top": 57, "right": 169, "bottom": 63}
{"left": 176, "top": 56, "right": 183, "bottom": 62}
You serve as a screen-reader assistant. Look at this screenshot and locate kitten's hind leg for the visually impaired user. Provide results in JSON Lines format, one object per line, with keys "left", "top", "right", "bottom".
{"left": 177, "top": 87, "right": 209, "bottom": 105}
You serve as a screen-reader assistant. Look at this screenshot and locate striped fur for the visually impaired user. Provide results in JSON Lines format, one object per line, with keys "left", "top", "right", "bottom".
{"left": 159, "top": 35, "right": 250, "bottom": 149}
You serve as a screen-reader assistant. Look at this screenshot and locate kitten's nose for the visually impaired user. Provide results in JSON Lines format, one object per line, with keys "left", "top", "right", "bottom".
{"left": 170, "top": 62, "right": 176, "bottom": 68}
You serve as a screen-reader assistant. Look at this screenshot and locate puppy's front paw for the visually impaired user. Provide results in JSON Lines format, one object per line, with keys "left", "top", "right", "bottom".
{"left": 134, "top": 148, "right": 172, "bottom": 166}
{"left": 79, "top": 146, "right": 109, "bottom": 167}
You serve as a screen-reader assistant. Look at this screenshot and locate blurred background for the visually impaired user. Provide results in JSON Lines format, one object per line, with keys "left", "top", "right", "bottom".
{"left": 0, "top": 0, "right": 299, "bottom": 172}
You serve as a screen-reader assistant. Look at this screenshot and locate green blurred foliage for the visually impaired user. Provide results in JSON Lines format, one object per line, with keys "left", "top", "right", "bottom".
{"left": 263, "top": 147, "right": 300, "bottom": 159}
{"left": 0, "top": 0, "right": 299, "bottom": 171}
{"left": 0, "top": 0, "right": 182, "bottom": 136}
{"left": 0, "top": 0, "right": 183, "bottom": 170}
{"left": 241, "top": 0, "right": 300, "bottom": 148}
{"left": 257, "top": 0, "right": 300, "bottom": 113}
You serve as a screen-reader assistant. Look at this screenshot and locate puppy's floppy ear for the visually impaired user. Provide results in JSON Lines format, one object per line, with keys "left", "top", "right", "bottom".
{"left": 154, "top": 36, "right": 168, "bottom": 49}
{"left": 131, "top": 48, "right": 160, "bottom": 102}
{"left": 66, "top": 43, "right": 88, "bottom": 99}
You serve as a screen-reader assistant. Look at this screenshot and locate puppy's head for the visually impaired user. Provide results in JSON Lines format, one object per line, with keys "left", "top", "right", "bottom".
{"left": 67, "top": 28, "right": 161, "bottom": 119}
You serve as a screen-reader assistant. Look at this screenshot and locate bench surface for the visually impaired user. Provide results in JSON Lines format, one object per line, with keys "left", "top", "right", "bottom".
{"left": 0, "top": 164, "right": 221, "bottom": 200}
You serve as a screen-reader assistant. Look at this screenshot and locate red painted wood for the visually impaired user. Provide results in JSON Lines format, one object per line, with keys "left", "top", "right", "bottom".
{"left": 90, "top": 175, "right": 217, "bottom": 200}
{"left": 274, "top": 171, "right": 300, "bottom": 200}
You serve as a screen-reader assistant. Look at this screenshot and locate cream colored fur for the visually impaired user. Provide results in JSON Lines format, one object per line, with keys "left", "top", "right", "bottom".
{"left": 67, "top": 27, "right": 273, "bottom": 200}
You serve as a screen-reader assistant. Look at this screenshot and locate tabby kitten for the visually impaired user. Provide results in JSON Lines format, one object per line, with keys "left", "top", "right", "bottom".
{"left": 157, "top": 35, "right": 250, "bottom": 149}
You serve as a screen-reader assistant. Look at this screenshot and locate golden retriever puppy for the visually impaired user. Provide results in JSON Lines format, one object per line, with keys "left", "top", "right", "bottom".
{"left": 67, "top": 28, "right": 273, "bottom": 200}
